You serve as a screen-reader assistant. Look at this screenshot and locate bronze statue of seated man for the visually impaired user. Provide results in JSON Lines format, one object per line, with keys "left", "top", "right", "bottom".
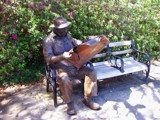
{"left": 43, "top": 17, "right": 101, "bottom": 115}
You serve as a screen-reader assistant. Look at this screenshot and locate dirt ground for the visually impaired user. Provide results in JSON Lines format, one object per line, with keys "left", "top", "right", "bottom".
{"left": 0, "top": 60, "right": 160, "bottom": 120}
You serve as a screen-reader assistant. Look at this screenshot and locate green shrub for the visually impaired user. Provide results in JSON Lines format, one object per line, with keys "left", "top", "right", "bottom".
{"left": 0, "top": 0, "right": 59, "bottom": 86}
{"left": 0, "top": 0, "right": 159, "bottom": 86}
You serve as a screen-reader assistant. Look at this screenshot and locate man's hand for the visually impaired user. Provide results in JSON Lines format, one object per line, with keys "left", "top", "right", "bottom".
{"left": 62, "top": 52, "right": 71, "bottom": 59}
{"left": 50, "top": 52, "right": 71, "bottom": 63}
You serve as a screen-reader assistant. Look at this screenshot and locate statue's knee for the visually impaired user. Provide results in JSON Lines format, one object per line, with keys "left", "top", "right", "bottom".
{"left": 58, "top": 72, "right": 70, "bottom": 82}
{"left": 58, "top": 76, "right": 71, "bottom": 87}
{"left": 61, "top": 76, "right": 70, "bottom": 82}
{"left": 90, "top": 70, "right": 97, "bottom": 76}
{"left": 88, "top": 71, "right": 97, "bottom": 82}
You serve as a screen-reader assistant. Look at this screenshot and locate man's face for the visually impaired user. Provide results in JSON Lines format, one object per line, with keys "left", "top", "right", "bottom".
{"left": 54, "top": 28, "right": 68, "bottom": 37}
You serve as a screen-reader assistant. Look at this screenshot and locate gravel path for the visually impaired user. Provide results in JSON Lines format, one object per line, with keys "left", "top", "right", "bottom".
{"left": 0, "top": 61, "right": 160, "bottom": 120}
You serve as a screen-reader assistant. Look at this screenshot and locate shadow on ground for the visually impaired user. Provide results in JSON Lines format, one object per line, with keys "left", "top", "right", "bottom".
{"left": 0, "top": 61, "right": 160, "bottom": 120}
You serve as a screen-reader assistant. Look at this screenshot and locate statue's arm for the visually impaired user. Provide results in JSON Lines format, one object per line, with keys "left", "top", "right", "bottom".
{"left": 43, "top": 38, "right": 65, "bottom": 64}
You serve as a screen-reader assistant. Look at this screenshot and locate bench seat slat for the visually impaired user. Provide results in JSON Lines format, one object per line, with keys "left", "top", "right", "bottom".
{"left": 92, "top": 57, "right": 134, "bottom": 66}
{"left": 93, "top": 53, "right": 107, "bottom": 58}
{"left": 93, "top": 57, "right": 148, "bottom": 80}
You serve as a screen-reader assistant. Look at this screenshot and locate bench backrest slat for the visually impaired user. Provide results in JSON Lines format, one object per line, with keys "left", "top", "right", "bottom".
{"left": 109, "top": 41, "right": 132, "bottom": 47}
{"left": 111, "top": 49, "right": 133, "bottom": 55}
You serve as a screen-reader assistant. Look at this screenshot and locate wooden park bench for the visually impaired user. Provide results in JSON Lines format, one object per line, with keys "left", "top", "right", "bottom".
{"left": 45, "top": 37, "right": 151, "bottom": 107}
{"left": 89, "top": 39, "right": 151, "bottom": 82}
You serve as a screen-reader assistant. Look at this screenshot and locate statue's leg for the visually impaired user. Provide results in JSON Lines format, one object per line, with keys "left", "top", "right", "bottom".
{"left": 77, "top": 66, "right": 100, "bottom": 110}
{"left": 77, "top": 66, "right": 97, "bottom": 99}
{"left": 57, "top": 70, "right": 76, "bottom": 115}
{"left": 57, "top": 72, "right": 73, "bottom": 104}
{"left": 84, "top": 71, "right": 97, "bottom": 99}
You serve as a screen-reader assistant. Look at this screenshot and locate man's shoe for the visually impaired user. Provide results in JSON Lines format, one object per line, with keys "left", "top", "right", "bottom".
{"left": 83, "top": 98, "right": 100, "bottom": 110}
{"left": 67, "top": 101, "right": 77, "bottom": 115}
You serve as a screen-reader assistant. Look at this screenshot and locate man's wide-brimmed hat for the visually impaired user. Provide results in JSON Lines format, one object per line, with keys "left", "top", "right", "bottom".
{"left": 50, "top": 17, "right": 71, "bottom": 29}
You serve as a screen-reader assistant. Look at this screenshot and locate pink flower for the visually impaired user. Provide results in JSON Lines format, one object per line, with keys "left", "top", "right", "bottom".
{"left": 1, "top": 41, "right": 4, "bottom": 45}
{"left": 12, "top": 24, "right": 15, "bottom": 28}
{"left": 72, "top": 7, "right": 76, "bottom": 11}
{"left": 38, "top": 5, "right": 44, "bottom": 9}
{"left": 2, "top": 8, "right": 6, "bottom": 12}
{"left": 28, "top": 3, "right": 34, "bottom": 8}
{"left": 57, "top": 0, "right": 61, "bottom": 3}
{"left": 103, "top": 4, "right": 107, "bottom": 9}
{"left": 67, "top": 11, "right": 74, "bottom": 19}
{"left": 41, "top": 2, "right": 44, "bottom": 5}
{"left": 12, "top": 43, "right": 16, "bottom": 46}
{"left": 66, "top": 3, "right": 70, "bottom": 6}
{"left": 52, "top": 6, "right": 58, "bottom": 11}
{"left": 3, "top": 32, "right": 8, "bottom": 35}
{"left": 51, "top": 6, "right": 55, "bottom": 10}
{"left": 5, "top": 2, "right": 9, "bottom": 5}
{"left": 19, "top": 56, "right": 23, "bottom": 60}
{"left": 109, "top": 32, "right": 113, "bottom": 36}
{"left": 12, "top": 34, "right": 18, "bottom": 39}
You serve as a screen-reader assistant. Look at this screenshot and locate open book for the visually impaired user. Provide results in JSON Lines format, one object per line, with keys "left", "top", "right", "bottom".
{"left": 68, "top": 35, "right": 110, "bottom": 69}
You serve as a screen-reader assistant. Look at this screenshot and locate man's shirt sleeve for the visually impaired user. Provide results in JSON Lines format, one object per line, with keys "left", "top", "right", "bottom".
{"left": 43, "top": 37, "right": 54, "bottom": 64}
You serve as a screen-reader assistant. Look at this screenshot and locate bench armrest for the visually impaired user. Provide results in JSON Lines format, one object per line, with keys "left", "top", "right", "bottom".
{"left": 132, "top": 48, "right": 151, "bottom": 66}
{"left": 108, "top": 54, "right": 124, "bottom": 72}
{"left": 48, "top": 65, "right": 56, "bottom": 86}
{"left": 49, "top": 65, "right": 56, "bottom": 79}
{"left": 43, "top": 62, "right": 56, "bottom": 87}
{"left": 85, "top": 61, "right": 94, "bottom": 69}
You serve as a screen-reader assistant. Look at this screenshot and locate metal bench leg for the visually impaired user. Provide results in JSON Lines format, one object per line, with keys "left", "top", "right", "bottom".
{"left": 53, "top": 78, "right": 58, "bottom": 107}
{"left": 142, "top": 61, "right": 150, "bottom": 84}
{"left": 46, "top": 78, "right": 49, "bottom": 92}
{"left": 145, "top": 67, "right": 150, "bottom": 84}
